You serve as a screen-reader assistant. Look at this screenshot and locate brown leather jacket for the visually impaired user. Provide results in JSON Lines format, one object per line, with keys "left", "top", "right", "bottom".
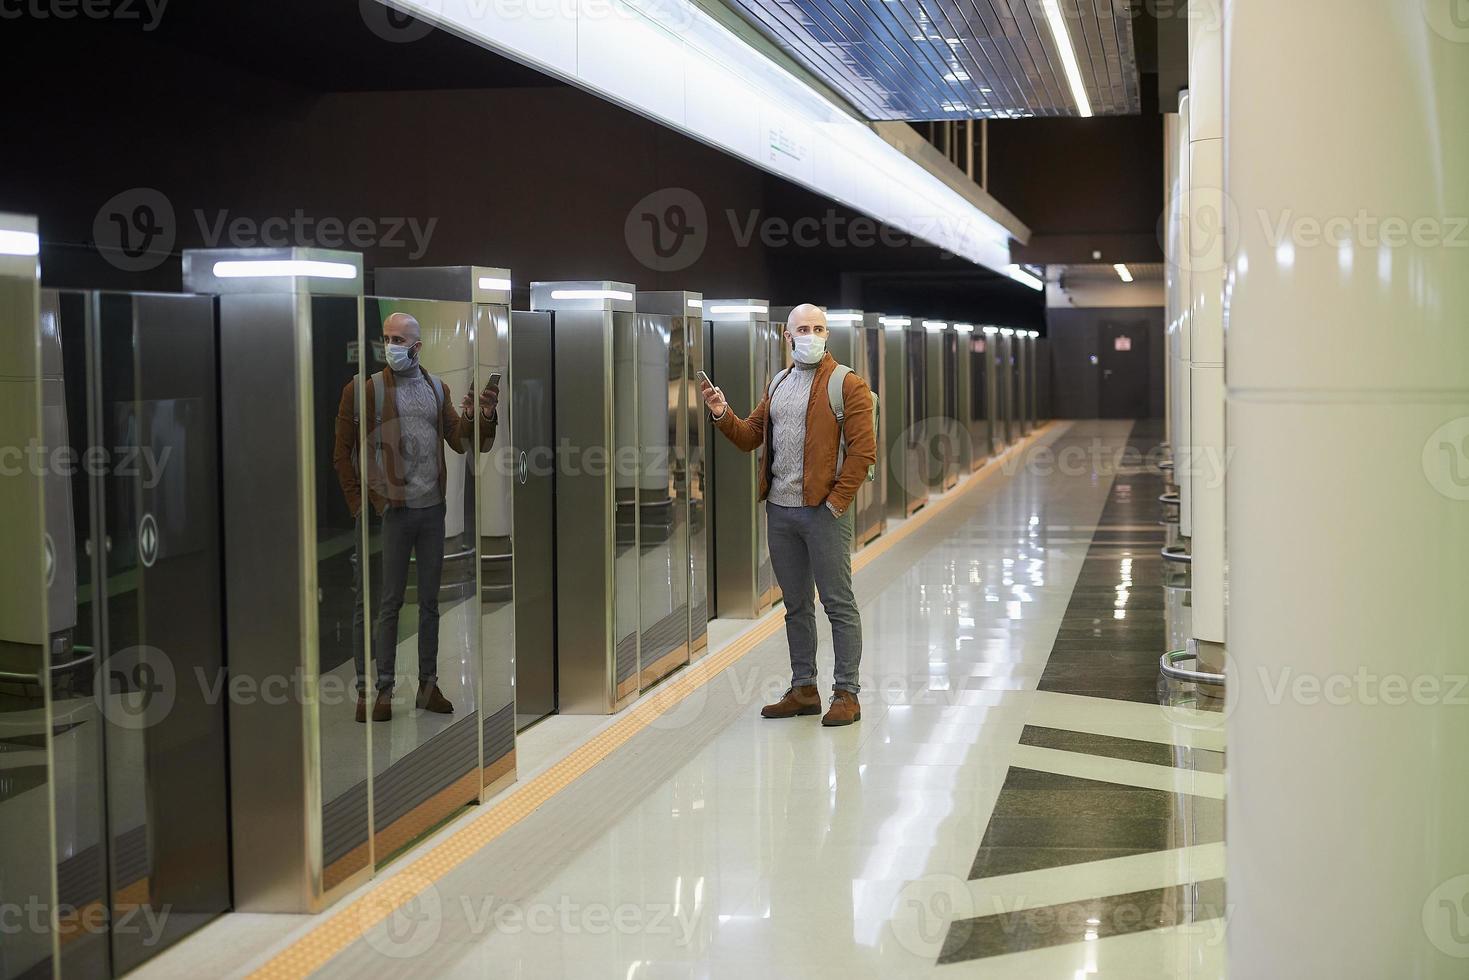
{"left": 712, "top": 352, "right": 877, "bottom": 518}
{"left": 333, "top": 368, "right": 496, "bottom": 518}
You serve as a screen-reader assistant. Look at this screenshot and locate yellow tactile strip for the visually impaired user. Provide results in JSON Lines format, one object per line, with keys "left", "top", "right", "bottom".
{"left": 248, "top": 422, "right": 1054, "bottom": 979}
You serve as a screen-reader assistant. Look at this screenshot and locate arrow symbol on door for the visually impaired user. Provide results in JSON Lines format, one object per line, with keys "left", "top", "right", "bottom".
{"left": 139, "top": 513, "right": 159, "bottom": 568}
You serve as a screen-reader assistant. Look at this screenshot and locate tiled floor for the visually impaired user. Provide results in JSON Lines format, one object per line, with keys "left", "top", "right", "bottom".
{"left": 138, "top": 419, "right": 1227, "bottom": 978}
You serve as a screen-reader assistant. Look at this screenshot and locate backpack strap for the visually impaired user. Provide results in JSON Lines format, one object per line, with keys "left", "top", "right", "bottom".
{"left": 827, "top": 364, "right": 851, "bottom": 424}
{"left": 828, "top": 364, "right": 852, "bottom": 472}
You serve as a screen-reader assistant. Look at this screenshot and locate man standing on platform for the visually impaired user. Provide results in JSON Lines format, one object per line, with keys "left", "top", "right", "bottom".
{"left": 701, "top": 303, "right": 876, "bottom": 726}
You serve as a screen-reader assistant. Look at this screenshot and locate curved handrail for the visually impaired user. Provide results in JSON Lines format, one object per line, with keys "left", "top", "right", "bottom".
{"left": 1161, "top": 649, "right": 1225, "bottom": 686}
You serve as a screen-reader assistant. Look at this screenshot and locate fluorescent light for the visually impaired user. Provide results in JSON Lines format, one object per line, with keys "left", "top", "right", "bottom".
{"left": 1000, "top": 328, "right": 1015, "bottom": 336}
{"left": 1041, "top": 0, "right": 1094, "bottom": 118}
{"left": 213, "top": 260, "right": 357, "bottom": 280}
{"left": 1029, "top": 330, "right": 1040, "bottom": 338}
{"left": 708, "top": 304, "right": 767, "bottom": 314}
{"left": 1004, "top": 265, "right": 1044, "bottom": 291}
{"left": 923, "top": 320, "right": 948, "bottom": 331}
{"left": 981, "top": 326, "right": 999, "bottom": 335}
{"left": 827, "top": 313, "right": 863, "bottom": 323}
{"left": 0, "top": 229, "right": 40, "bottom": 256}
{"left": 551, "top": 289, "right": 633, "bottom": 301}
{"left": 879, "top": 316, "right": 911, "bottom": 327}
{"left": 1113, "top": 263, "right": 1133, "bottom": 283}
{"left": 688, "top": 299, "right": 704, "bottom": 308}
{"left": 954, "top": 323, "right": 974, "bottom": 333}
{"left": 378, "top": 0, "right": 1022, "bottom": 276}
{"left": 478, "top": 276, "right": 512, "bottom": 290}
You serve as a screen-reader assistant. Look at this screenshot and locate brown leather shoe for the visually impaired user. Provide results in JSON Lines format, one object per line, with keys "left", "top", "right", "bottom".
{"left": 355, "top": 695, "right": 367, "bottom": 724}
{"left": 761, "top": 685, "right": 821, "bottom": 718}
{"left": 371, "top": 690, "right": 393, "bottom": 723}
{"left": 416, "top": 682, "right": 454, "bottom": 714}
{"left": 822, "top": 690, "right": 861, "bottom": 727}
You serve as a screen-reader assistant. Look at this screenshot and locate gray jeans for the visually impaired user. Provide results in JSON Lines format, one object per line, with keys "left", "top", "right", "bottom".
{"left": 766, "top": 503, "right": 862, "bottom": 694}
{"left": 353, "top": 503, "right": 446, "bottom": 694}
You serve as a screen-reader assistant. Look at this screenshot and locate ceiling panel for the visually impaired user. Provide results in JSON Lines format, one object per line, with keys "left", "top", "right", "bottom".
{"left": 722, "top": 0, "right": 1142, "bottom": 120}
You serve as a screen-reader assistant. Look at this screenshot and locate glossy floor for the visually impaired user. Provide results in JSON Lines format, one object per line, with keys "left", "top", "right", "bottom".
{"left": 140, "top": 419, "right": 1226, "bottom": 978}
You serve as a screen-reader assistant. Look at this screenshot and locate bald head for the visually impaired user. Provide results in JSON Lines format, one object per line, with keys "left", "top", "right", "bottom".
{"left": 786, "top": 304, "right": 827, "bottom": 333}
{"left": 783, "top": 303, "right": 830, "bottom": 364}
{"left": 383, "top": 312, "right": 421, "bottom": 346}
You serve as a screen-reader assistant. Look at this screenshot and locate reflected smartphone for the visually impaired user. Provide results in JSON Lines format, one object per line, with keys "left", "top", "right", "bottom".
{"left": 696, "top": 370, "right": 712, "bottom": 388}
{"left": 487, "top": 371, "right": 502, "bottom": 388}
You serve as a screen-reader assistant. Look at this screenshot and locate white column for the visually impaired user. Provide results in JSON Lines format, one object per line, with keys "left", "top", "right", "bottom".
{"left": 1163, "top": 111, "right": 1178, "bottom": 451}
{"left": 1175, "top": 92, "right": 1194, "bottom": 538}
{"left": 1226, "top": 1, "right": 1469, "bottom": 975}
{"left": 1187, "top": 1, "right": 1227, "bottom": 664}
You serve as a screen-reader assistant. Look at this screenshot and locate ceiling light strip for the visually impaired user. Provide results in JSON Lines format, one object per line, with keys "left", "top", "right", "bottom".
{"left": 1040, "top": 0, "right": 1094, "bottom": 117}
{"left": 377, "top": 0, "right": 1025, "bottom": 273}
{"left": 212, "top": 260, "right": 358, "bottom": 280}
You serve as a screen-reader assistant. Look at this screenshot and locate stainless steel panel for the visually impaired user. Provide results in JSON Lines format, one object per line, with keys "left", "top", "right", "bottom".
{"left": 966, "top": 330, "right": 991, "bottom": 469}
{"left": 38, "top": 289, "right": 107, "bottom": 978}
{"left": 532, "top": 282, "right": 637, "bottom": 714}
{"left": 0, "top": 214, "right": 54, "bottom": 980}
{"left": 636, "top": 312, "right": 689, "bottom": 688}
{"left": 1018, "top": 333, "right": 1033, "bottom": 436}
{"left": 924, "top": 324, "right": 959, "bottom": 492}
{"left": 861, "top": 316, "right": 888, "bottom": 542}
{"left": 508, "top": 311, "right": 555, "bottom": 728}
{"left": 826, "top": 309, "right": 887, "bottom": 550}
{"left": 474, "top": 301, "right": 516, "bottom": 791}
{"left": 638, "top": 292, "right": 706, "bottom": 662}
{"left": 884, "top": 322, "right": 928, "bottom": 517}
{"left": 954, "top": 327, "right": 975, "bottom": 473}
{"left": 373, "top": 266, "right": 525, "bottom": 759}
{"left": 68, "top": 291, "right": 231, "bottom": 972}
{"left": 358, "top": 295, "right": 482, "bottom": 863}
{"left": 1027, "top": 334, "right": 1040, "bottom": 428}
{"left": 996, "top": 332, "right": 1013, "bottom": 445}
{"left": 705, "top": 301, "right": 772, "bottom": 619}
{"left": 186, "top": 247, "right": 367, "bottom": 913}
{"left": 984, "top": 329, "right": 1000, "bottom": 455}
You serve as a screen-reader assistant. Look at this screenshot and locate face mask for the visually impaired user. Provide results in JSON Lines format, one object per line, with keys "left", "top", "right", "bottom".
{"left": 792, "top": 334, "right": 826, "bottom": 365}
{"left": 385, "top": 343, "right": 416, "bottom": 372}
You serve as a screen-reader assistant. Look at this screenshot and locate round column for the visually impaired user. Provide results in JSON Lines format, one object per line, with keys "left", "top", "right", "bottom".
{"left": 1226, "top": 1, "right": 1469, "bottom": 974}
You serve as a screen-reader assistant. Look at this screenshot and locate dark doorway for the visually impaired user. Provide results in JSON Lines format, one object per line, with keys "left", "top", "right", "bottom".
{"left": 1098, "top": 319, "right": 1152, "bottom": 419}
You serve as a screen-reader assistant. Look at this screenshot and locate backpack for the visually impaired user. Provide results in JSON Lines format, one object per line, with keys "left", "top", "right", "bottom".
{"left": 354, "top": 368, "right": 447, "bottom": 477}
{"left": 768, "top": 363, "right": 879, "bottom": 482}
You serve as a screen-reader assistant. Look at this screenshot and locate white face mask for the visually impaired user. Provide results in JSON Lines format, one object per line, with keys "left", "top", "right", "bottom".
{"left": 792, "top": 334, "right": 826, "bottom": 365}
{"left": 385, "top": 342, "right": 417, "bottom": 372}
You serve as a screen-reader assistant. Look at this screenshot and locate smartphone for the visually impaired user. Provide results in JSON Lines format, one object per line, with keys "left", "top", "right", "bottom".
{"left": 487, "top": 371, "right": 502, "bottom": 388}
{"left": 696, "top": 370, "right": 712, "bottom": 388}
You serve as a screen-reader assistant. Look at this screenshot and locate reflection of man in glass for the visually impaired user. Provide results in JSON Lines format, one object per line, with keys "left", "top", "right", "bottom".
{"left": 333, "top": 312, "right": 499, "bottom": 723}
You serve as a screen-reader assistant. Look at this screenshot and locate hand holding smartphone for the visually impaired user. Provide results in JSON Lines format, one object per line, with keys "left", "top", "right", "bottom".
{"left": 698, "top": 371, "right": 727, "bottom": 417}
{"left": 478, "top": 371, "right": 502, "bottom": 419}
